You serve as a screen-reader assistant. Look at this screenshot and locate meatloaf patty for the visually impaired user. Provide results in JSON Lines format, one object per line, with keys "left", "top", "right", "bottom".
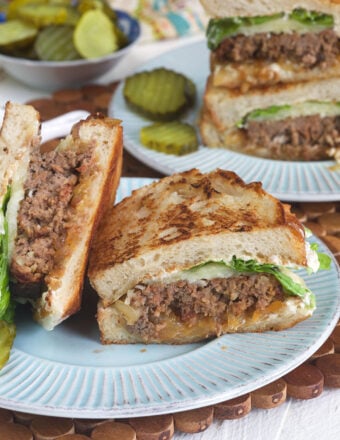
{"left": 127, "top": 273, "right": 285, "bottom": 340}
{"left": 10, "top": 146, "right": 93, "bottom": 285}
{"left": 244, "top": 114, "right": 340, "bottom": 160}
{"left": 214, "top": 30, "right": 339, "bottom": 69}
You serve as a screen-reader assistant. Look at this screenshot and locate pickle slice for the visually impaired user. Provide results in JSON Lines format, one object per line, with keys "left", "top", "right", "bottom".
{"left": 124, "top": 68, "right": 196, "bottom": 121}
{"left": 140, "top": 121, "right": 199, "bottom": 155}
{"left": 77, "top": 0, "right": 116, "bottom": 20}
{"left": 73, "top": 9, "right": 119, "bottom": 59}
{"left": 14, "top": 4, "right": 71, "bottom": 27}
{"left": 0, "top": 19, "right": 37, "bottom": 52}
{"left": 34, "top": 25, "right": 80, "bottom": 61}
{"left": 0, "top": 321, "right": 15, "bottom": 369}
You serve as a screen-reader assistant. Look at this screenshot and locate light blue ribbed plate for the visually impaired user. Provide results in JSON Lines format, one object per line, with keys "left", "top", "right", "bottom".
{"left": 110, "top": 40, "right": 340, "bottom": 202}
{"left": 0, "top": 177, "right": 339, "bottom": 418}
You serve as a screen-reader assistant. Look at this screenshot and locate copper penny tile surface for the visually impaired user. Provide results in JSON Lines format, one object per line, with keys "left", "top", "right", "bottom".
{"left": 0, "top": 87, "right": 335, "bottom": 438}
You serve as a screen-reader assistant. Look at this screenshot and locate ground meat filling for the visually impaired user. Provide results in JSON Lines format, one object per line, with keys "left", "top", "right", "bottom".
{"left": 127, "top": 273, "right": 285, "bottom": 340}
{"left": 245, "top": 114, "right": 340, "bottom": 160}
{"left": 10, "top": 147, "right": 93, "bottom": 285}
{"left": 214, "top": 30, "right": 340, "bottom": 68}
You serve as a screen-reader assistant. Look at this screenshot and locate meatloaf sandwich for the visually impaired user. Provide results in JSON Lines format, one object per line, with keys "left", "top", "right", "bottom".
{"left": 0, "top": 102, "right": 123, "bottom": 331}
{"left": 88, "top": 169, "right": 327, "bottom": 345}
{"left": 199, "top": 1, "right": 340, "bottom": 162}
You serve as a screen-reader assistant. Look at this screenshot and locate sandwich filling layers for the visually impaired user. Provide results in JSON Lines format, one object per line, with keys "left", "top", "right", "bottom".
{"left": 112, "top": 261, "right": 315, "bottom": 343}
{"left": 239, "top": 104, "right": 340, "bottom": 161}
{"left": 10, "top": 142, "right": 95, "bottom": 290}
{"left": 208, "top": 9, "right": 337, "bottom": 68}
{"left": 202, "top": 100, "right": 340, "bottom": 161}
{"left": 207, "top": 9, "right": 340, "bottom": 90}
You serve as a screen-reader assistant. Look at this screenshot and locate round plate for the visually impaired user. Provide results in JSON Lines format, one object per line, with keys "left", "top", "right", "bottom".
{"left": 110, "top": 40, "right": 340, "bottom": 202}
{"left": 0, "top": 178, "right": 339, "bottom": 419}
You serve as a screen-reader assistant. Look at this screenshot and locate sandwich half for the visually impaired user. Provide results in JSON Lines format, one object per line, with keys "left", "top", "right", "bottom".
{"left": 88, "top": 169, "right": 323, "bottom": 345}
{"left": 0, "top": 102, "right": 123, "bottom": 331}
{"left": 202, "top": 1, "right": 340, "bottom": 91}
{"left": 200, "top": 77, "right": 340, "bottom": 161}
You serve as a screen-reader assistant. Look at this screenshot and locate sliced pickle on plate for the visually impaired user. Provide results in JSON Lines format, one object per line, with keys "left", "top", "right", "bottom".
{"left": 123, "top": 68, "right": 196, "bottom": 121}
{"left": 140, "top": 121, "right": 199, "bottom": 155}
{"left": 73, "top": 9, "right": 119, "bottom": 59}
{"left": 34, "top": 25, "right": 80, "bottom": 61}
{"left": 0, "top": 321, "right": 15, "bottom": 369}
{"left": 0, "top": 19, "right": 38, "bottom": 52}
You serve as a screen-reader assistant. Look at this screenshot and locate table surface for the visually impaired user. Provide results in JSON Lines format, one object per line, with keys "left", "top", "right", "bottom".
{"left": 0, "top": 35, "right": 339, "bottom": 440}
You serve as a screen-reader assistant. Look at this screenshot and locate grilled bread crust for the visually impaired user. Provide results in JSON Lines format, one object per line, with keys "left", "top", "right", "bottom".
{"left": 88, "top": 169, "right": 307, "bottom": 307}
{"left": 33, "top": 115, "right": 123, "bottom": 330}
{"left": 0, "top": 102, "right": 41, "bottom": 206}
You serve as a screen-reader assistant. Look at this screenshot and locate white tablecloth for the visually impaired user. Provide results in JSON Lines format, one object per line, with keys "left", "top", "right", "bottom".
{"left": 0, "top": 35, "right": 339, "bottom": 440}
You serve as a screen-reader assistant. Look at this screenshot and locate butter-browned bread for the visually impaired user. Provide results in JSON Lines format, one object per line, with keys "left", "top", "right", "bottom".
{"left": 89, "top": 169, "right": 318, "bottom": 345}
{"left": 199, "top": 0, "right": 340, "bottom": 161}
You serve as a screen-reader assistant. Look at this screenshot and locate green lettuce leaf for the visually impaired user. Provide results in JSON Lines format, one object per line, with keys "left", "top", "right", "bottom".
{"left": 290, "top": 8, "right": 334, "bottom": 27}
{"left": 0, "top": 186, "right": 16, "bottom": 369}
{"left": 228, "top": 256, "right": 311, "bottom": 298}
{"left": 310, "top": 243, "right": 332, "bottom": 271}
{"left": 207, "top": 13, "right": 283, "bottom": 50}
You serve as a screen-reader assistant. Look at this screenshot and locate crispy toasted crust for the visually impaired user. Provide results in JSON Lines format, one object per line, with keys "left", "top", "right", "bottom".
{"left": 0, "top": 102, "right": 41, "bottom": 204}
{"left": 33, "top": 115, "right": 123, "bottom": 330}
{"left": 88, "top": 169, "right": 307, "bottom": 306}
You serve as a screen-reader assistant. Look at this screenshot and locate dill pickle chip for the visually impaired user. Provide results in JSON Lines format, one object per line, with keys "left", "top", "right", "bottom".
{"left": 0, "top": 321, "right": 15, "bottom": 369}
{"left": 34, "top": 25, "right": 80, "bottom": 61}
{"left": 0, "top": 19, "right": 37, "bottom": 52}
{"left": 74, "top": 9, "right": 119, "bottom": 59}
{"left": 77, "top": 0, "right": 116, "bottom": 20}
{"left": 7, "top": 0, "right": 47, "bottom": 19}
{"left": 15, "top": 4, "right": 70, "bottom": 27}
{"left": 123, "top": 68, "right": 196, "bottom": 121}
{"left": 140, "top": 121, "right": 199, "bottom": 155}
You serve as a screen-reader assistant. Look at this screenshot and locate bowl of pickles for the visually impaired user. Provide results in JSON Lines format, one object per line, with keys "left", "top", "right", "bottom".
{"left": 0, "top": 0, "right": 140, "bottom": 90}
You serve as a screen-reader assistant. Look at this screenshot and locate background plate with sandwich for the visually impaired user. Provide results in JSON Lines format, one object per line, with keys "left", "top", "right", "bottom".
{"left": 200, "top": 0, "right": 340, "bottom": 163}
{"left": 111, "top": 1, "right": 340, "bottom": 201}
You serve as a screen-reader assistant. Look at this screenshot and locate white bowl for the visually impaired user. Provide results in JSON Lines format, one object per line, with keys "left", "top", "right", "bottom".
{"left": 0, "top": 10, "right": 140, "bottom": 90}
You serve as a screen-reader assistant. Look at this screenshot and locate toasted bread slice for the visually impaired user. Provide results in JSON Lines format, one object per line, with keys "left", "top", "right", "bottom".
{"left": 88, "top": 169, "right": 307, "bottom": 306}
{"left": 0, "top": 102, "right": 41, "bottom": 204}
